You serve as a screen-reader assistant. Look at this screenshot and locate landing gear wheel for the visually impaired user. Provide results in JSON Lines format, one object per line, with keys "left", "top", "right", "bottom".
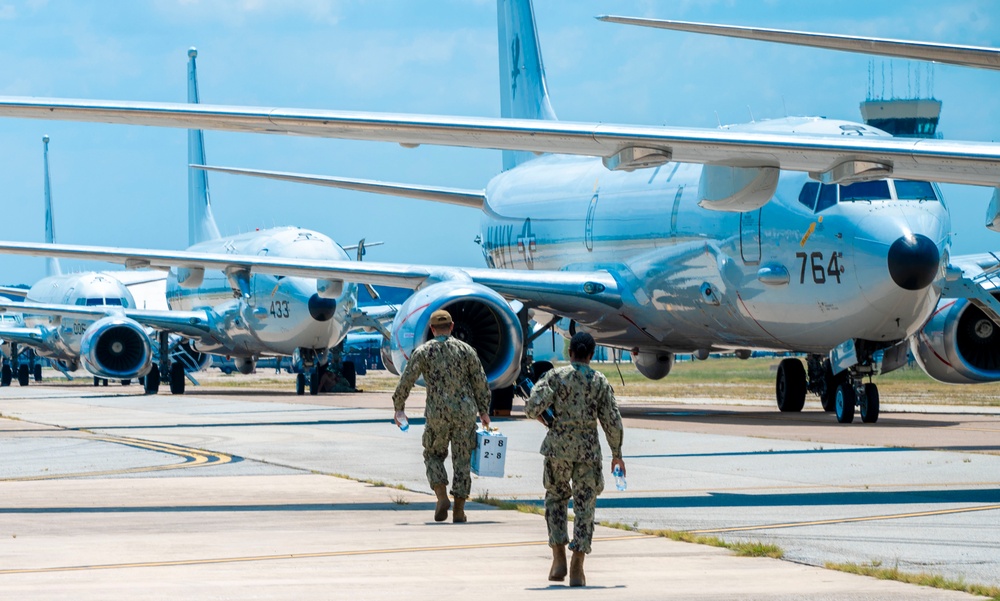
{"left": 861, "top": 383, "right": 880, "bottom": 424}
{"left": 296, "top": 373, "right": 305, "bottom": 395}
{"left": 144, "top": 365, "right": 160, "bottom": 394}
{"left": 93, "top": 376, "right": 100, "bottom": 387}
{"left": 169, "top": 362, "right": 185, "bottom": 395}
{"left": 835, "top": 382, "right": 856, "bottom": 424}
{"left": 820, "top": 386, "right": 837, "bottom": 412}
{"left": 121, "top": 379, "right": 131, "bottom": 386}
{"left": 102, "top": 379, "right": 109, "bottom": 386}
{"left": 33, "top": 364, "right": 42, "bottom": 382}
{"left": 341, "top": 361, "right": 356, "bottom": 390}
{"left": 490, "top": 385, "right": 515, "bottom": 416}
{"left": 775, "top": 358, "right": 806, "bottom": 412}
{"left": 309, "top": 369, "right": 320, "bottom": 395}
{"left": 17, "top": 364, "right": 30, "bottom": 386}
{"left": 1, "top": 365, "right": 11, "bottom": 386}
{"left": 531, "top": 361, "right": 554, "bottom": 383}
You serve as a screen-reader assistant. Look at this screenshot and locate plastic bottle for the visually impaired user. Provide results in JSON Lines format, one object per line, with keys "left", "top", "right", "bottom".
{"left": 612, "top": 465, "right": 627, "bottom": 491}
{"left": 397, "top": 415, "right": 409, "bottom": 432}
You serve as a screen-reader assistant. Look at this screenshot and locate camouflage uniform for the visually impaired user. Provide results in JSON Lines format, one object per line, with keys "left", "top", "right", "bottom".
{"left": 524, "top": 363, "right": 623, "bottom": 554}
{"left": 392, "top": 335, "right": 490, "bottom": 498}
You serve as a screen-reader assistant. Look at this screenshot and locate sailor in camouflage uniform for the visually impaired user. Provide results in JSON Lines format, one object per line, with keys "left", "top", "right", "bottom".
{"left": 524, "top": 331, "right": 625, "bottom": 587}
{"left": 393, "top": 309, "right": 491, "bottom": 523}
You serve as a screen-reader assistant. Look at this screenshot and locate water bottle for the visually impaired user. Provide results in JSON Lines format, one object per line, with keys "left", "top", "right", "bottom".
{"left": 397, "top": 414, "right": 409, "bottom": 432}
{"left": 612, "top": 465, "right": 627, "bottom": 491}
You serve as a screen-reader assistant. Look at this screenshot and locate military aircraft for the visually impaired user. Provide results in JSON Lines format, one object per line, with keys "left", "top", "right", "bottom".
{"left": 0, "top": 0, "right": 999, "bottom": 423}
{"left": 0, "top": 49, "right": 385, "bottom": 396}
{"left": 0, "top": 135, "right": 152, "bottom": 387}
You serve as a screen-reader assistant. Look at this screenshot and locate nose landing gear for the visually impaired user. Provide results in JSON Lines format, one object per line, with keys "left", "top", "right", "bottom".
{"left": 775, "top": 352, "right": 881, "bottom": 424}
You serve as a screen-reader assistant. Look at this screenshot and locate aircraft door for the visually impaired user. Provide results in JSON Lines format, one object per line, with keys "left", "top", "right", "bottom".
{"left": 740, "top": 209, "right": 762, "bottom": 264}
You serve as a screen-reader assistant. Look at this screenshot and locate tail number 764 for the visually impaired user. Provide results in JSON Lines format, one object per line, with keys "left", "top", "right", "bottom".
{"left": 796, "top": 251, "right": 844, "bottom": 284}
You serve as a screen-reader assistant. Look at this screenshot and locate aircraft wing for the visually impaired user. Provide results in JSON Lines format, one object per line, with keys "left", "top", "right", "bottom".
{"left": 0, "top": 324, "right": 46, "bottom": 347}
{"left": 0, "top": 286, "right": 28, "bottom": 299}
{"left": 0, "top": 298, "right": 212, "bottom": 338}
{"left": 0, "top": 241, "right": 623, "bottom": 319}
{"left": 1, "top": 98, "right": 999, "bottom": 187}
{"left": 194, "top": 165, "right": 486, "bottom": 209}
{"left": 596, "top": 16, "right": 1000, "bottom": 71}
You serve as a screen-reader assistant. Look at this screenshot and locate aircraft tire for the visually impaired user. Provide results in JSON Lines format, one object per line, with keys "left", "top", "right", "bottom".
{"left": 121, "top": 379, "right": 131, "bottom": 386}
{"left": 531, "top": 361, "right": 554, "bottom": 383}
{"left": 490, "top": 385, "right": 515, "bottom": 416}
{"left": 309, "top": 369, "right": 320, "bottom": 395}
{"left": 296, "top": 373, "right": 305, "bottom": 395}
{"left": 33, "top": 364, "right": 42, "bottom": 382}
{"left": 169, "top": 362, "right": 185, "bottom": 395}
{"left": 1, "top": 365, "right": 11, "bottom": 386}
{"left": 835, "top": 382, "right": 856, "bottom": 424}
{"left": 342, "top": 361, "right": 356, "bottom": 390}
{"left": 102, "top": 379, "right": 109, "bottom": 386}
{"left": 861, "top": 383, "right": 880, "bottom": 424}
{"left": 17, "top": 364, "right": 30, "bottom": 386}
{"left": 775, "top": 358, "right": 806, "bottom": 412}
{"left": 93, "top": 376, "right": 100, "bottom": 386}
{"left": 144, "top": 365, "right": 160, "bottom": 394}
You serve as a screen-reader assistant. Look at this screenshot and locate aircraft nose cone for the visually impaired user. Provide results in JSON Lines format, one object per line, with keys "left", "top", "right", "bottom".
{"left": 887, "top": 234, "right": 940, "bottom": 291}
{"left": 308, "top": 294, "right": 337, "bottom": 322}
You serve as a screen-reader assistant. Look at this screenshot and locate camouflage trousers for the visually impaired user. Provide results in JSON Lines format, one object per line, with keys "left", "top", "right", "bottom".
{"left": 423, "top": 417, "right": 478, "bottom": 498}
{"left": 543, "top": 457, "right": 605, "bottom": 554}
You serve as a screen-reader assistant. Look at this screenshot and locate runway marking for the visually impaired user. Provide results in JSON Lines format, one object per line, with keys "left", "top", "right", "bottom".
{"left": 687, "top": 503, "right": 1000, "bottom": 534}
{"left": 0, "top": 435, "right": 232, "bottom": 481}
{"left": 0, "top": 534, "right": 657, "bottom": 575}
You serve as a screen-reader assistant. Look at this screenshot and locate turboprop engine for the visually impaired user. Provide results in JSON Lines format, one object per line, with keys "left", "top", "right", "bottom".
{"left": 911, "top": 297, "right": 1000, "bottom": 383}
{"left": 386, "top": 281, "right": 523, "bottom": 389}
{"left": 79, "top": 316, "right": 153, "bottom": 380}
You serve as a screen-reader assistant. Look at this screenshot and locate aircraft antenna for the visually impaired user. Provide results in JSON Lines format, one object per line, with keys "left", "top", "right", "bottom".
{"left": 747, "top": 105, "right": 755, "bottom": 123}
{"left": 781, "top": 96, "right": 788, "bottom": 118}
{"left": 714, "top": 111, "right": 722, "bottom": 128}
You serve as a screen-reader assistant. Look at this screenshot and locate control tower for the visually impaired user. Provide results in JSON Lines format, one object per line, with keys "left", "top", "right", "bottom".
{"left": 860, "top": 61, "right": 941, "bottom": 139}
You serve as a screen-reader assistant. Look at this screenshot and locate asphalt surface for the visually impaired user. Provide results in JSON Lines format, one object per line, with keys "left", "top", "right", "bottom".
{"left": 0, "top": 375, "right": 997, "bottom": 600}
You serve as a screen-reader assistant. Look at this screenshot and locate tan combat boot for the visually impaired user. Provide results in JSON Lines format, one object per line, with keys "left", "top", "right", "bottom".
{"left": 569, "top": 551, "right": 586, "bottom": 587}
{"left": 548, "top": 544, "right": 567, "bottom": 581}
{"left": 432, "top": 484, "right": 450, "bottom": 522}
{"left": 453, "top": 497, "right": 467, "bottom": 523}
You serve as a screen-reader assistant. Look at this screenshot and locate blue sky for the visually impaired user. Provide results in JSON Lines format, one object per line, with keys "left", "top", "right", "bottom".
{"left": 0, "top": 0, "right": 998, "bottom": 284}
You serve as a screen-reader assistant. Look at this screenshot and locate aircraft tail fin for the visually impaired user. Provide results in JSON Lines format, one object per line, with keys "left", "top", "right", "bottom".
{"left": 187, "top": 48, "right": 221, "bottom": 246}
{"left": 497, "top": 0, "right": 557, "bottom": 170}
{"left": 42, "top": 135, "right": 61, "bottom": 277}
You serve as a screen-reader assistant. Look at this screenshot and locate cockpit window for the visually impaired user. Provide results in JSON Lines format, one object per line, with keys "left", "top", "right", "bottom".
{"left": 106, "top": 298, "right": 123, "bottom": 306}
{"left": 815, "top": 183, "right": 838, "bottom": 212}
{"left": 84, "top": 297, "right": 124, "bottom": 306}
{"left": 838, "top": 180, "right": 892, "bottom": 202}
{"left": 85, "top": 298, "right": 103, "bottom": 306}
{"left": 894, "top": 180, "right": 938, "bottom": 201}
{"left": 798, "top": 182, "right": 819, "bottom": 211}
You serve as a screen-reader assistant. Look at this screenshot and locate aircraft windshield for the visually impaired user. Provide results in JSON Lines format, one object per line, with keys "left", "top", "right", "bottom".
{"left": 895, "top": 180, "right": 938, "bottom": 201}
{"left": 83, "top": 297, "right": 125, "bottom": 306}
{"left": 838, "top": 180, "right": 891, "bottom": 202}
{"left": 797, "top": 179, "right": 940, "bottom": 213}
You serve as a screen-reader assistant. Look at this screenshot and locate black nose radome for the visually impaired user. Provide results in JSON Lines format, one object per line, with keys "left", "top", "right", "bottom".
{"left": 308, "top": 294, "right": 337, "bottom": 322}
{"left": 887, "top": 234, "right": 940, "bottom": 291}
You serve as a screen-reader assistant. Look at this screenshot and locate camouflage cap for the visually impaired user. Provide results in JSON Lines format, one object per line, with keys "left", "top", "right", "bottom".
{"left": 429, "top": 309, "right": 453, "bottom": 327}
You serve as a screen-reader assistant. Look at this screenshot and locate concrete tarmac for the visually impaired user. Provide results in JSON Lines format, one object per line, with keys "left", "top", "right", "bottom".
{"left": 1, "top": 380, "right": 996, "bottom": 600}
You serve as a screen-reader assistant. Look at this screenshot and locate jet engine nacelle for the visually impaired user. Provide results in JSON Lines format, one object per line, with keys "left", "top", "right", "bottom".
{"left": 79, "top": 316, "right": 153, "bottom": 380}
{"left": 635, "top": 350, "right": 674, "bottom": 380}
{"left": 380, "top": 338, "right": 398, "bottom": 376}
{"left": 910, "top": 298, "right": 1000, "bottom": 383}
{"left": 387, "top": 281, "right": 523, "bottom": 389}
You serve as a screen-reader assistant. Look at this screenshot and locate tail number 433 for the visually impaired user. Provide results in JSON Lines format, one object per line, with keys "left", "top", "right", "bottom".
{"left": 796, "top": 251, "right": 844, "bottom": 284}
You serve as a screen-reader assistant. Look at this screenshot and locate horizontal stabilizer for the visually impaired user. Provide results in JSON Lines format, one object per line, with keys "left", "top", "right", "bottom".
{"left": 192, "top": 165, "right": 486, "bottom": 209}
{"left": 597, "top": 15, "right": 1000, "bottom": 71}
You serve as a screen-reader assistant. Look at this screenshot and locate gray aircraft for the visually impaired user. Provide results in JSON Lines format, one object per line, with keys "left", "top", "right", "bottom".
{"left": 0, "top": 49, "right": 384, "bottom": 395}
{"left": 0, "top": 0, "right": 998, "bottom": 423}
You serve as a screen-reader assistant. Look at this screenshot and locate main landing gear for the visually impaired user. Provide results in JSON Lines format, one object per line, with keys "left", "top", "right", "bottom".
{"left": 774, "top": 352, "right": 880, "bottom": 424}
{"left": 295, "top": 345, "right": 357, "bottom": 396}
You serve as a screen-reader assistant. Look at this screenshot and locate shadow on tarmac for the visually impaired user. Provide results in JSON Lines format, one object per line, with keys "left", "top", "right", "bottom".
{"left": 593, "top": 488, "right": 1000, "bottom": 509}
